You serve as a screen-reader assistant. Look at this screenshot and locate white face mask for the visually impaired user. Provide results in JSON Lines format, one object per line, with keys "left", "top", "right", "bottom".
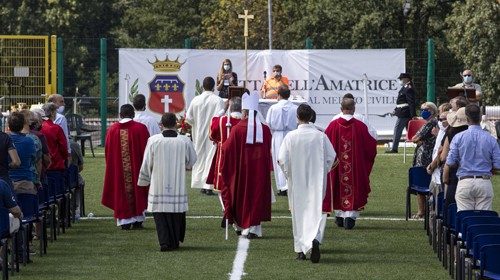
{"left": 438, "top": 121, "right": 446, "bottom": 130}
{"left": 273, "top": 71, "right": 281, "bottom": 76}
{"left": 463, "top": 75, "right": 473, "bottom": 84}
{"left": 57, "top": 105, "right": 65, "bottom": 114}
{"left": 223, "top": 65, "right": 230, "bottom": 71}
{"left": 398, "top": 80, "right": 405, "bottom": 86}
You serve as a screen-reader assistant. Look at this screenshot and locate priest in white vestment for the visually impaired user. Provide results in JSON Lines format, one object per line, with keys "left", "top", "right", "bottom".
{"left": 138, "top": 113, "right": 197, "bottom": 251}
{"left": 331, "top": 93, "right": 378, "bottom": 140}
{"left": 133, "top": 94, "right": 161, "bottom": 135}
{"left": 185, "top": 77, "right": 224, "bottom": 194}
{"left": 265, "top": 86, "right": 298, "bottom": 196}
{"left": 278, "top": 104, "right": 336, "bottom": 263}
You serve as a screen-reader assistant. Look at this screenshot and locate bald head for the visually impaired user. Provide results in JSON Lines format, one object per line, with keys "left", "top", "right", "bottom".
{"left": 341, "top": 98, "right": 355, "bottom": 114}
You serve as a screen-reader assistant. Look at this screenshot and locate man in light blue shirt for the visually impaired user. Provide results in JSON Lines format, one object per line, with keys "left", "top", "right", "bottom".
{"left": 446, "top": 104, "right": 500, "bottom": 211}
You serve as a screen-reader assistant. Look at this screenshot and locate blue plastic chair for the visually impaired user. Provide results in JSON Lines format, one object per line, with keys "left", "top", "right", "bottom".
{"left": 459, "top": 224, "right": 500, "bottom": 280}
{"left": 16, "top": 193, "right": 39, "bottom": 266}
{"left": 469, "top": 234, "right": 500, "bottom": 277}
{"left": 0, "top": 207, "right": 9, "bottom": 279}
{"left": 0, "top": 208, "right": 8, "bottom": 239}
{"left": 440, "top": 202, "right": 457, "bottom": 271}
{"left": 65, "top": 166, "right": 79, "bottom": 226}
{"left": 35, "top": 185, "right": 48, "bottom": 257}
{"left": 46, "top": 171, "right": 67, "bottom": 235}
{"left": 432, "top": 192, "right": 444, "bottom": 253}
{"left": 479, "top": 244, "right": 500, "bottom": 280}
{"left": 406, "top": 167, "right": 431, "bottom": 221}
{"left": 452, "top": 211, "right": 498, "bottom": 278}
{"left": 461, "top": 216, "right": 500, "bottom": 241}
{"left": 456, "top": 210, "right": 498, "bottom": 240}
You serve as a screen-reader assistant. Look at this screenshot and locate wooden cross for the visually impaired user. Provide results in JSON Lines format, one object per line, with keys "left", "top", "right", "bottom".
{"left": 238, "top": 10, "right": 254, "bottom": 88}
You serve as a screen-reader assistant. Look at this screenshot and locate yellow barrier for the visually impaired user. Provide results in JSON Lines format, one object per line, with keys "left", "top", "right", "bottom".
{"left": 0, "top": 35, "right": 56, "bottom": 110}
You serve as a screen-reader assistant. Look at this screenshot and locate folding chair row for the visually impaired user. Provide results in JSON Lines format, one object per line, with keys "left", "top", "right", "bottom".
{"left": 478, "top": 244, "right": 500, "bottom": 280}
{"left": 0, "top": 207, "right": 20, "bottom": 280}
{"left": 453, "top": 211, "right": 499, "bottom": 280}
{"left": 431, "top": 200, "right": 500, "bottom": 280}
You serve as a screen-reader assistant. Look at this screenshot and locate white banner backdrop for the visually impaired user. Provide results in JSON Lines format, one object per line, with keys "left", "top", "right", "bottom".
{"left": 119, "top": 49, "right": 405, "bottom": 134}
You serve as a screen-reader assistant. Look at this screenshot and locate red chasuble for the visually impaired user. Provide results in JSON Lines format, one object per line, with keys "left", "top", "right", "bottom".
{"left": 220, "top": 119, "right": 272, "bottom": 228}
{"left": 322, "top": 117, "right": 377, "bottom": 213}
{"left": 206, "top": 115, "right": 241, "bottom": 191}
{"left": 102, "top": 121, "right": 150, "bottom": 220}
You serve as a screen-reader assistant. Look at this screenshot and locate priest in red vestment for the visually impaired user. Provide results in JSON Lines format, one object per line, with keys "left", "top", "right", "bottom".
{"left": 102, "top": 104, "right": 150, "bottom": 230}
{"left": 206, "top": 97, "right": 242, "bottom": 210}
{"left": 220, "top": 92, "right": 272, "bottom": 239}
{"left": 322, "top": 98, "right": 377, "bottom": 230}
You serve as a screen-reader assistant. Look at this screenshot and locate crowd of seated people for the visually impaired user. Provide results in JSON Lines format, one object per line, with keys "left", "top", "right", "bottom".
{"left": 0, "top": 102, "right": 85, "bottom": 271}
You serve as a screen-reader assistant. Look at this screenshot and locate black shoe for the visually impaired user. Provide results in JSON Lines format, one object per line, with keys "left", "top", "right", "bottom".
{"left": 344, "top": 217, "right": 356, "bottom": 230}
{"left": 310, "top": 239, "right": 321, "bottom": 263}
{"left": 132, "top": 221, "right": 144, "bottom": 230}
{"left": 296, "top": 252, "right": 306, "bottom": 261}
{"left": 200, "top": 189, "right": 207, "bottom": 194}
{"left": 121, "top": 224, "right": 132, "bottom": 230}
{"left": 246, "top": 233, "right": 259, "bottom": 239}
{"left": 335, "top": 216, "right": 344, "bottom": 228}
{"left": 385, "top": 150, "right": 398, "bottom": 154}
{"left": 205, "top": 190, "right": 216, "bottom": 196}
{"left": 277, "top": 190, "right": 288, "bottom": 196}
{"left": 160, "top": 245, "right": 174, "bottom": 252}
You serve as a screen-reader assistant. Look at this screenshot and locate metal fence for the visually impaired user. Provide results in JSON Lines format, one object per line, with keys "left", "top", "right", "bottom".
{"left": 0, "top": 35, "right": 55, "bottom": 111}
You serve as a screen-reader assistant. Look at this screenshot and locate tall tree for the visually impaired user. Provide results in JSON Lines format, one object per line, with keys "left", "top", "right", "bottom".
{"left": 112, "top": 0, "right": 202, "bottom": 48}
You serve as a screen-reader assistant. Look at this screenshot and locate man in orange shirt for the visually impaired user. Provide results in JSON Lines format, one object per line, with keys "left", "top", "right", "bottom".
{"left": 261, "top": 65, "right": 289, "bottom": 99}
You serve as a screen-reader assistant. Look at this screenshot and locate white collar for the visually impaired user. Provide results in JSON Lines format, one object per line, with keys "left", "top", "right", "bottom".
{"left": 230, "top": 112, "right": 242, "bottom": 119}
{"left": 298, "top": 123, "right": 315, "bottom": 129}
{"left": 340, "top": 113, "right": 354, "bottom": 121}
{"left": 119, "top": 118, "right": 133, "bottom": 124}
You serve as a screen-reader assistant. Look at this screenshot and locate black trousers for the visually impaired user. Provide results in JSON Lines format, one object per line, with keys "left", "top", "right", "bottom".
{"left": 153, "top": 212, "right": 186, "bottom": 249}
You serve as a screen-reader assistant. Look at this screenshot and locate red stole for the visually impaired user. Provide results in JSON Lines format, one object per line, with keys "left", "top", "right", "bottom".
{"left": 322, "top": 117, "right": 377, "bottom": 213}
{"left": 206, "top": 115, "right": 241, "bottom": 191}
{"left": 101, "top": 121, "right": 150, "bottom": 219}
{"left": 220, "top": 119, "right": 272, "bottom": 228}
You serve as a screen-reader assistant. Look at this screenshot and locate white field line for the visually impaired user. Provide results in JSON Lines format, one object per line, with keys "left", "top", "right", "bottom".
{"left": 80, "top": 215, "right": 418, "bottom": 221}
{"left": 228, "top": 237, "right": 250, "bottom": 280}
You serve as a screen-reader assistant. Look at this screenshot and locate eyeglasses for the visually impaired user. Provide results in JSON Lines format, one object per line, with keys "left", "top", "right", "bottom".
{"left": 438, "top": 118, "right": 447, "bottom": 121}
{"left": 463, "top": 74, "right": 472, "bottom": 77}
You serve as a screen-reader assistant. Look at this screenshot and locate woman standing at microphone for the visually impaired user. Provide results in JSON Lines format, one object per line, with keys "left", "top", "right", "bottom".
{"left": 216, "top": 59, "right": 238, "bottom": 98}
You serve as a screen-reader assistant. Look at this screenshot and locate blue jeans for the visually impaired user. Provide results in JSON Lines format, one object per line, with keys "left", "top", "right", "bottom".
{"left": 390, "top": 117, "right": 410, "bottom": 151}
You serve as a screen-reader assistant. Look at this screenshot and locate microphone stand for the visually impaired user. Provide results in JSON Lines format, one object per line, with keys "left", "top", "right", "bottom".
{"left": 263, "top": 71, "right": 267, "bottom": 99}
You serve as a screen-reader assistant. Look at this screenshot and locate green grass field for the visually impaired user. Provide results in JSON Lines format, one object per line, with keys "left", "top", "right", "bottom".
{"left": 14, "top": 147, "right": 500, "bottom": 280}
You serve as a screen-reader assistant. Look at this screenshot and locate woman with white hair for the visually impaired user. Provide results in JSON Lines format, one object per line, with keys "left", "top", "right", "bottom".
{"left": 410, "top": 101, "right": 438, "bottom": 219}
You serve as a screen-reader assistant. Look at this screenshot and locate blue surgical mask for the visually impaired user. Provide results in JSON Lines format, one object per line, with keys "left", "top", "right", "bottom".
{"left": 421, "top": 109, "right": 431, "bottom": 120}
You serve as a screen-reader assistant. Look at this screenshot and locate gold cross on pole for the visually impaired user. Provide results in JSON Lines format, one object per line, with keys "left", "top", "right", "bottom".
{"left": 238, "top": 9, "right": 254, "bottom": 37}
{"left": 238, "top": 9, "right": 254, "bottom": 88}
